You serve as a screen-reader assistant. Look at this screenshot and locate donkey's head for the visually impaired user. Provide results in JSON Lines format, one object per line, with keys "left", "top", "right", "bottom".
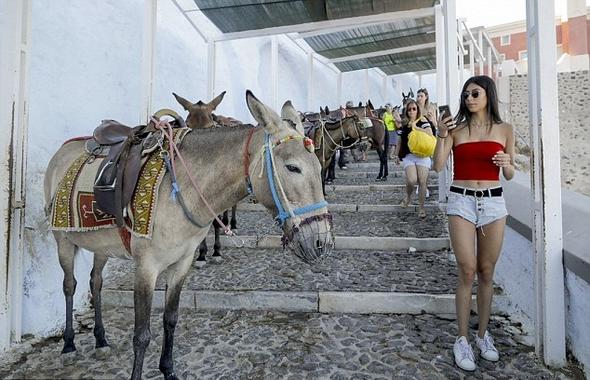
{"left": 246, "top": 91, "right": 333, "bottom": 264}
{"left": 173, "top": 91, "right": 226, "bottom": 129}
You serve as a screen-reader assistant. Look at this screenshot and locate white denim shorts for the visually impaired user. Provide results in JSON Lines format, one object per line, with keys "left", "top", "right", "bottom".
{"left": 402, "top": 153, "right": 431, "bottom": 169}
{"left": 446, "top": 186, "right": 508, "bottom": 227}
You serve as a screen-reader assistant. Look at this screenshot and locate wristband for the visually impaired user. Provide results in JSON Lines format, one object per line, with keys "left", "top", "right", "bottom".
{"left": 437, "top": 133, "right": 448, "bottom": 139}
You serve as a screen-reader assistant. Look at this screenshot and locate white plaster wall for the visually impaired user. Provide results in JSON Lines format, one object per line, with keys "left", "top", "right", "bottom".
{"left": 24, "top": 0, "right": 145, "bottom": 337}
{"left": 494, "top": 226, "right": 535, "bottom": 335}
{"left": 565, "top": 270, "right": 590, "bottom": 378}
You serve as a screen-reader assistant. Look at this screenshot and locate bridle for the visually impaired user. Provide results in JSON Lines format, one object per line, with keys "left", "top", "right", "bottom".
{"left": 243, "top": 128, "right": 328, "bottom": 227}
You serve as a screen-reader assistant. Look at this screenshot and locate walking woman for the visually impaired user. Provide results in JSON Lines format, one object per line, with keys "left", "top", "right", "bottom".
{"left": 394, "top": 99, "right": 435, "bottom": 217}
{"left": 432, "top": 75, "right": 515, "bottom": 371}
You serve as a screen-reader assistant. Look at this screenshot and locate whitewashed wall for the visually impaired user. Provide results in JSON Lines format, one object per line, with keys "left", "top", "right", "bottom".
{"left": 22, "top": 0, "right": 400, "bottom": 337}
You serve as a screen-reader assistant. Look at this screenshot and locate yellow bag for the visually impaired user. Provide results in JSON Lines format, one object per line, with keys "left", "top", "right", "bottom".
{"left": 408, "top": 127, "right": 436, "bottom": 157}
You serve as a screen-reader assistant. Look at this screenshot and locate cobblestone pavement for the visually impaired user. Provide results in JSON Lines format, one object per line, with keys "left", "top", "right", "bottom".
{"left": 234, "top": 210, "right": 447, "bottom": 238}
{"left": 0, "top": 307, "right": 578, "bottom": 380}
{"left": 103, "top": 248, "right": 470, "bottom": 294}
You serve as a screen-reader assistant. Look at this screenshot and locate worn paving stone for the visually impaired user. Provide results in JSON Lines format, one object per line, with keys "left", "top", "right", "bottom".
{"left": 233, "top": 210, "right": 447, "bottom": 238}
{"left": 103, "top": 248, "right": 463, "bottom": 294}
{"left": 0, "top": 308, "right": 576, "bottom": 380}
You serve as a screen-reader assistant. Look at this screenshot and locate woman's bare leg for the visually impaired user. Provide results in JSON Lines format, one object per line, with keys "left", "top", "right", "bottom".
{"left": 403, "top": 165, "right": 418, "bottom": 206}
{"left": 416, "top": 165, "right": 430, "bottom": 215}
{"left": 475, "top": 217, "right": 506, "bottom": 337}
{"left": 449, "top": 215, "right": 477, "bottom": 338}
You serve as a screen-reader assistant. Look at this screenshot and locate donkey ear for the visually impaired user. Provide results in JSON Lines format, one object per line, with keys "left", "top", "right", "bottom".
{"left": 324, "top": 106, "right": 329, "bottom": 114}
{"left": 208, "top": 91, "right": 226, "bottom": 111}
{"left": 245, "top": 90, "right": 281, "bottom": 134}
{"left": 367, "top": 100, "right": 374, "bottom": 109}
{"left": 281, "top": 100, "right": 304, "bottom": 135}
{"left": 173, "top": 93, "right": 193, "bottom": 111}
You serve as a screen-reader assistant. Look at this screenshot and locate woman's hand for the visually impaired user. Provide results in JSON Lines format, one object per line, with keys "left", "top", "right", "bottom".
{"left": 436, "top": 115, "right": 456, "bottom": 137}
{"left": 492, "top": 151, "right": 512, "bottom": 167}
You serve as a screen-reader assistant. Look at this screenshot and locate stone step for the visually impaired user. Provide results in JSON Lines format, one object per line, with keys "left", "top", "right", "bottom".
{"left": 326, "top": 176, "right": 439, "bottom": 186}
{"left": 325, "top": 187, "right": 440, "bottom": 205}
{"left": 237, "top": 202, "right": 445, "bottom": 213}
{"left": 333, "top": 170, "right": 439, "bottom": 179}
{"left": 102, "top": 247, "right": 497, "bottom": 315}
{"left": 228, "top": 209, "right": 447, "bottom": 239}
{"left": 1, "top": 307, "right": 559, "bottom": 380}
{"left": 327, "top": 184, "right": 438, "bottom": 192}
{"left": 218, "top": 235, "right": 449, "bottom": 251}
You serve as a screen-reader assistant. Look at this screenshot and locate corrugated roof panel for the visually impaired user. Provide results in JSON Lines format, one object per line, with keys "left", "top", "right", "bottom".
{"left": 334, "top": 47, "right": 436, "bottom": 74}
{"left": 304, "top": 16, "right": 435, "bottom": 59}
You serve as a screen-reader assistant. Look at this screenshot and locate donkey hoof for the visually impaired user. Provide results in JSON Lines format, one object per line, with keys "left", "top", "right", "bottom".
{"left": 164, "top": 372, "right": 179, "bottom": 380}
{"left": 95, "top": 345, "right": 111, "bottom": 359}
{"left": 210, "top": 256, "right": 223, "bottom": 264}
{"left": 195, "top": 260, "right": 207, "bottom": 269}
{"left": 60, "top": 350, "right": 78, "bottom": 366}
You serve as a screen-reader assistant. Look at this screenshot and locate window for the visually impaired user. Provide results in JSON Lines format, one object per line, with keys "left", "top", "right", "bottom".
{"left": 500, "top": 35, "right": 511, "bottom": 46}
{"left": 519, "top": 50, "right": 528, "bottom": 60}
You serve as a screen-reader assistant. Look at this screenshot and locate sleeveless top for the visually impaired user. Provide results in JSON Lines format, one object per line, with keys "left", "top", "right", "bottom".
{"left": 453, "top": 141, "right": 504, "bottom": 180}
{"left": 382, "top": 112, "right": 396, "bottom": 131}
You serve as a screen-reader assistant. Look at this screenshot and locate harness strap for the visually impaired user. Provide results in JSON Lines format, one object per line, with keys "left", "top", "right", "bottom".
{"left": 243, "top": 128, "right": 257, "bottom": 194}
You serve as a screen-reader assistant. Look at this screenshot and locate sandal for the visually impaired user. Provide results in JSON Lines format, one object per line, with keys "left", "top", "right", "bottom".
{"left": 418, "top": 209, "right": 426, "bottom": 218}
{"left": 400, "top": 198, "right": 410, "bottom": 208}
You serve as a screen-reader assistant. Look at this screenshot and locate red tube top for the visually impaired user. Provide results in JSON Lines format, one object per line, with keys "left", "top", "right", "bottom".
{"left": 453, "top": 141, "right": 504, "bottom": 180}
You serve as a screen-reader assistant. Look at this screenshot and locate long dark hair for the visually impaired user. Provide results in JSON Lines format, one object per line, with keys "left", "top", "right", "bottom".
{"left": 455, "top": 75, "right": 502, "bottom": 133}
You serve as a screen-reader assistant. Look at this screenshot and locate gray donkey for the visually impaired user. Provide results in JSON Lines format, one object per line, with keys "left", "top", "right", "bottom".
{"left": 44, "top": 91, "right": 333, "bottom": 380}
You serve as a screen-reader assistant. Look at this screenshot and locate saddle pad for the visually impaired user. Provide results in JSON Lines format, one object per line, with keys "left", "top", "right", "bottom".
{"left": 51, "top": 127, "right": 191, "bottom": 238}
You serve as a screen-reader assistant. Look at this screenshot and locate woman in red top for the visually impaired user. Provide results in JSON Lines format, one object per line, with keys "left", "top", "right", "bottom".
{"left": 433, "top": 76, "right": 515, "bottom": 372}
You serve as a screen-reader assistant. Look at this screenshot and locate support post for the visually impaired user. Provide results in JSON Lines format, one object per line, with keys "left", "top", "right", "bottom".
{"left": 207, "top": 41, "right": 216, "bottom": 100}
{"left": 478, "top": 30, "right": 484, "bottom": 75}
{"left": 307, "top": 52, "right": 314, "bottom": 111}
{"left": 271, "top": 36, "right": 279, "bottom": 110}
{"left": 435, "top": 3, "right": 447, "bottom": 203}
{"left": 526, "top": 0, "right": 566, "bottom": 367}
{"left": 140, "top": 0, "right": 156, "bottom": 123}
{"left": 364, "top": 69, "right": 370, "bottom": 103}
{"left": 487, "top": 47, "right": 493, "bottom": 77}
{"left": 469, "top": 41, "right": 475, "bottom": 76}
{"left": 0, "top": 0, "right": 31, "bottom": 350}
{"left": 337, "top": 72, "right": 342, "bottom": 108}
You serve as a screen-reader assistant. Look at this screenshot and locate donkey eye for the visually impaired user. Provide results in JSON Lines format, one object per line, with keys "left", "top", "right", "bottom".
{"left": 286, "top": 164, "right": 301, "bottom": 173}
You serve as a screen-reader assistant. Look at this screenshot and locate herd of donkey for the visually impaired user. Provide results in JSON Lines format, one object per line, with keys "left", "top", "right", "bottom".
{"left": 44, "top": 89, "right": 416, "bottom": 379}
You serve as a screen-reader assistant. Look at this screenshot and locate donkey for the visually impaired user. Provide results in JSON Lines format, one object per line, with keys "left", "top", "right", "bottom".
{"left": 44, "top": 91, "right": 333, "bottom": 380}
{"left": 346, "top": 102, "right": 389, "bottom": 180}
{"left": 173, "top": 91, "right": 239, "bottom": 267}
{"left": 301, "top": 107, "right": 362, "bottom": 192}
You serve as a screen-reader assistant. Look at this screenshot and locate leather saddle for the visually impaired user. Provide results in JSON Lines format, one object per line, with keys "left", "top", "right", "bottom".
{"left": 92, "top": 111, "right": 185, "bottom": 226}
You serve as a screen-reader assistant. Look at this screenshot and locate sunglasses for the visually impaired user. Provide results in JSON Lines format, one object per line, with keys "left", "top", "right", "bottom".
{"left": 462, "top": 90, "right": 483, "bottom": 100}
{"left": 407, "top": 107, "right": 417, "bottom": 111}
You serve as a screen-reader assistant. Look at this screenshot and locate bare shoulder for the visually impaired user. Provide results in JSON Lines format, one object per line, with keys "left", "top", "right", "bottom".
{"left": 495, "top": 122, "right": 513, "bottom": 133}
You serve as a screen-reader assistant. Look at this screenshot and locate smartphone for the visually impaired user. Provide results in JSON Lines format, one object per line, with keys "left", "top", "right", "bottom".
{"left": 438, "top": 105, "right": 451, "bottom": 119}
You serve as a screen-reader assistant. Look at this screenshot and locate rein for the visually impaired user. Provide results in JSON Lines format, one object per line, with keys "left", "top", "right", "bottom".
{"left": 151, "top": 117, "right": 234, "bottom": 235}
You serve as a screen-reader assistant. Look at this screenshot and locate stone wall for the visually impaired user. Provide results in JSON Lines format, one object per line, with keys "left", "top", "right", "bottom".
{"left": 507, "top": 70, "right": 590, "bottom": 195}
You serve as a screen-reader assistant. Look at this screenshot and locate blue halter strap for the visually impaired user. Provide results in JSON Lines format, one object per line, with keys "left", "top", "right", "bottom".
{"left": 262, "top": 132, "right": 327, "bottom": 227}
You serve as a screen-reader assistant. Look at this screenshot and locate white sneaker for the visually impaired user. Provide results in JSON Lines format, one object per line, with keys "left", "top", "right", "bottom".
{"left": 453, "top": 336, "right": 476, "bottom": 371}
{"left": 475, "top": 331, "right": 500, "bottom": 362}
{"left": 415, "top": 187, "right": 430, "bottom": 198}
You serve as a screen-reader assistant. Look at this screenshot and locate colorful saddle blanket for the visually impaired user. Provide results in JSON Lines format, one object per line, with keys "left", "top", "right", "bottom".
{"left": 50, "top": 127, "right": 190, "bottom": 239}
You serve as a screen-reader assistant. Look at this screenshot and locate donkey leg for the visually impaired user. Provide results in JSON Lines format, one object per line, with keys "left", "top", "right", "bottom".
{"left": 159, "top": 254, "right": 194, "bottom": 380}
{"left": 195, "top": 239, "right": 207, "bottom": 269}
{"left": 56, "top": 237, "right": 78, "bottom": 359}
{"left": 230, "top": 205, "right": 237, "bottom": 231}
{"left": 90, "top": 254, "right": 110, "bottom": 357}
{"left": 130, "top": 265, "right": 158, "bottom": 380}
{"left": 211, "top": 218, "right": 223, "bottom": 263}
